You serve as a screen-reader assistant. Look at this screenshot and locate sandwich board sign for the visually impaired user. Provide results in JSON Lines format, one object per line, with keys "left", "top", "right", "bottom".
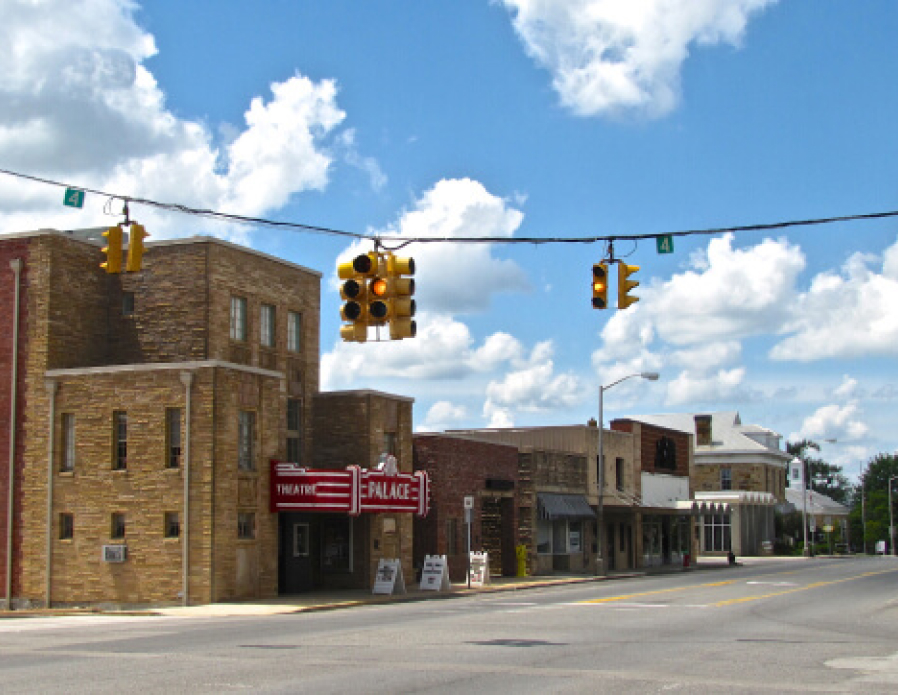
{"left": 372, "top": 558, "right": 406, "bottom": 595}
{"left": 419, "top": 555, "right": 451, "bottom": 592}
{"left": 469, "top": 551, "right": 490, "bottom": 588}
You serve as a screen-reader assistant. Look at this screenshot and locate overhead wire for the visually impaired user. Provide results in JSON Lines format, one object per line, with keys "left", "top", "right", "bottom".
{"left": 2, "top": 166, "right": 897, "bottom": 246}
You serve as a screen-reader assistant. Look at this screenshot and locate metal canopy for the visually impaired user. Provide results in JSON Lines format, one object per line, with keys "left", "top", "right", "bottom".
{"left": 537, "top": 493, "right": 596, "bottom": 520}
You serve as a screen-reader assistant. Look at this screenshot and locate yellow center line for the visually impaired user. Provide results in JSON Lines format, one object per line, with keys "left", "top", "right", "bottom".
{"left": 714, "top": 568, "right": 898, "bottom": 607}
{"left": 581, "top": 580, "right": 737, "bottom": 604}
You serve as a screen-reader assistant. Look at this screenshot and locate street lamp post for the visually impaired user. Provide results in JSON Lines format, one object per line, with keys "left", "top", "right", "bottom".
{"left": 794, "top": 457, "right": 810, "bottom": 558}
{"left": 597, "top": 371, "right": 659, "bottom": 575}
{"left": 889, "top": 476, "right": 898, "bottom": 557}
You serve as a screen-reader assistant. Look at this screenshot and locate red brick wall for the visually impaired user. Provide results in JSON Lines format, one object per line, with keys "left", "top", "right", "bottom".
{"left": 413, "top": 435, "right": 521, "bottom": 581}
{"left": 0, "top": 240, "right": 31, "bottom": 597}
{"left": 612, "top": 419, "right": 691, "bottom": 479}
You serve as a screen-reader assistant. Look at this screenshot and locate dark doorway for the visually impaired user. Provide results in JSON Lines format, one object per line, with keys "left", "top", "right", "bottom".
{"left": 278, "top": 513, "right": 319, "bottom": 594}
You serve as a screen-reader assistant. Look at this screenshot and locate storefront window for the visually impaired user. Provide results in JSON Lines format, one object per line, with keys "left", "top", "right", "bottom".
{"left": 568, "top": 521, "right": 582, "bottom": 552}
{"left": 702, "top": 513, "right": 732, "bottom": 552}
{"left": 537, "top": 519, "right": 552, "bottom": 554}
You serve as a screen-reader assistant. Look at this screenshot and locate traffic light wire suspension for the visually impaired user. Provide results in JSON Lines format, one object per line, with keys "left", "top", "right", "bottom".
{"left": 2, "top": 166, "right": 897, "bottom": 247}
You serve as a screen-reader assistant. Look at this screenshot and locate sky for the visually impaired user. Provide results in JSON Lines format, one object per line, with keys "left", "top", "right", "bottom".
{"left": 2, "top": 0, "right": 897, "bottom": 477}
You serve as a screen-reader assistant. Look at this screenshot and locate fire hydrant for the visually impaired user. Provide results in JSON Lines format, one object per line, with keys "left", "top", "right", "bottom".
{"left": 515, "top": 544, "right": 528, "bottom": 577}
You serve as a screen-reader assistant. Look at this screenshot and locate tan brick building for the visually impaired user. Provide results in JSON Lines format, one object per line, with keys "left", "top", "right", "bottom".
{"left": 1, "top": 229, "right": 417, "bottom": 608}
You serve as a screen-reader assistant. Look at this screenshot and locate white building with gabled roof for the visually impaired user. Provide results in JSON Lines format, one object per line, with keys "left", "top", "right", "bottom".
{"left": 627, "top": 412, "right": 791, "bottom": 557}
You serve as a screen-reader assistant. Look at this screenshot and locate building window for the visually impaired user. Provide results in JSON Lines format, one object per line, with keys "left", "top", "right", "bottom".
{"left": 720, "top": 467, "right": 732, "bottom": 491}
{"left": 537, "top": 518, "right": 552, "bottom": 554}
{"left": 615, "top": 457, "right": 625, "bottom": 491}
{"left": 383, "top": 432, "right": 397, "bottom": 456}
{"left": 61, "top": 413, "right": 75, "bottom": 472}
{"left": 287, "top": 311, "right": 302, "bottom": 352}
{"left": 166, "top": 408, "right": 182, "bottom": 469}
{"left": 164, "top": 512, "right": 180, "bottom": 538}
{"left": 260, "top": 303, "right": 276, "bottom": 348}
{"left": 113, "top": 411, "right": 128, "bottom": 470}
{"left": 702, "top": 513, "right": 732, "bottom": 552}
{"left": 286, "top": 398, "right": 302, "bottom": 463}
{"left": 230, "top": 296, "right": 248, "bottom": 342}
{"left": 122, "top": 291, "right": 135, "bottom": 316}
{"left": 59, "top": 513, "right": 73, "bottom": 540}
{"left": 445, "top": 518, "right": 458, "bottom": 555}
{"left": 237, "top": 512, "right": 256, "bottom": 540}
{"left": 111, "top": 512, "right": 126, "bottom": 539}
{"left": 568, "top": 521, "right": 582, "bottom": 552}
{"left": 238, "top": 411, "right": 255, "bottom": 471}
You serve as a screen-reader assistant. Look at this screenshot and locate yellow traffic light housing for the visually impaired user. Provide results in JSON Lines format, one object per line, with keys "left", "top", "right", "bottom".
{"left": 592, "top": 263, "right": 608, "bottom": 309}
{"left": 618, "top": 262, "right": 640, "bottom": 309}
{"left": 338, "top": 253, "right": 377, "bottom": 342}
{"left": 101, "top": 225, "right": 123, "bottom": 274}
{"left": 126, "top": 223, "right": 149, "bottom": 272}
{"left": 386, "top": 253, "right": 416, "bottom": 340}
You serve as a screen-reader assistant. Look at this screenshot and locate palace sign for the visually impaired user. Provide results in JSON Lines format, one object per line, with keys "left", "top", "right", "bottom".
{"left": 269, "top": 460, "right": 430, "bottom": 517}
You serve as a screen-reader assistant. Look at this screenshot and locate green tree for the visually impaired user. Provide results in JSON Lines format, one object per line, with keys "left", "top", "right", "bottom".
{"left": 851, "top": 453, "right": 898, "bottom": 552}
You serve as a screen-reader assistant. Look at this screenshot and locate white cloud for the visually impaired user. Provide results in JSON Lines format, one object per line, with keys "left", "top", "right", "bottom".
{"left": 0, "top": 0, "right": 356, "bottom": 239}
{"left": 484, "top": 341, "right": 585, "bottom": 422}
{"left": 833, "top": 375, "right": 861, "bottom": 400}
{"left": 771, "top": 243, "right": 898, "bottom": 361}
{"left": 499, "top": 0, "right": 776, "bottom": 118}
{"left": 419, "top": 401, "right": 469, "bottom": 432}
{"left": 790, "top": 402, "right": 869, "bottom": 443}
{"left": 665, "top": 366, "right": 747, "bottom": 406}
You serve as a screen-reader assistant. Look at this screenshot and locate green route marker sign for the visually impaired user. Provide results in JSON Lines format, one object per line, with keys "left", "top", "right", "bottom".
{"left": 63, "top": 188, "right": 85, "bottom": 209}
{"left": 656, "top": 234, "right": 673, "bottom": 254}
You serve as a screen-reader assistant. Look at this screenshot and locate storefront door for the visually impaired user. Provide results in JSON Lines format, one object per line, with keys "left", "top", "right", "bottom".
{"left": 279, "top": 513, "right": 318, "bottom": 593}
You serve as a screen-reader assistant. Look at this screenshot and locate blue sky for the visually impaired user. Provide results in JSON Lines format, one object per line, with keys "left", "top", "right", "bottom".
{"left": 2, "top": 0, "right": 897, "bottom": 475}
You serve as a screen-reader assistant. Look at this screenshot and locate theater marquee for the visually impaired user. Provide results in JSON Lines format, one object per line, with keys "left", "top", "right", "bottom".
{"left": 269, "top": 460, "right": 430, "bottom": 517}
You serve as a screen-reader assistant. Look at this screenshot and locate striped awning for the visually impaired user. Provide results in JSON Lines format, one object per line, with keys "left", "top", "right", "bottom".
{"left": 537, "top": 493, "right": 596, "bottom": 520}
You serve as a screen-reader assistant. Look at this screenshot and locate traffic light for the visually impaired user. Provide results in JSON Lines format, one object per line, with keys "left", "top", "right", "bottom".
{"left": 125, "top": 223, "right": 149, "bottom": 272}
{"left": 386, "top": 253, "right": 416, "bottom": 340}
{"left": 592, "top": 263, "right": 608, "bottom": 309}
{"left": 338, "top": 253, "right": 379, "bottom": 342}
{"left": 101, "top": 225, "right": 123, "bottom": 274}
{"left": 618, "top": 262, "right": 640, "bottom": 309}
{"left": 367, "top": 257, "right": 390, "bottom": 327}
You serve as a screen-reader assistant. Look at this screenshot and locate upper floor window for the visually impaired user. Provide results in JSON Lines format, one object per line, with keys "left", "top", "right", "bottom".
{"left": 122, "top": 291, "right": 135, "bottom": 316}
{"left": 59, "top": 513, "right": 74, "bottom": 540}
{"left": 615, "top": 457, "right": 625, "bottom": 491}
{"left": 166, "top": 408, "right": 182, "bottom": 469}
{"left": 287, "top": 311, "right": 302, "bottom": 352}
{"left": 238, "top": 512, "right": 256, "bottom": 540}
{"left": 721, "top": 467, "right": 732, "bottom": 491}
{"left": 61, "top": 413, "right": 75, "bottom": 472}
{"left": 164, "top": 511, "right": 180, "bottom": 539}
{"left": 111, "top": 512, "right": 126, "bottom": 539}
{"left": 230, "top": 296, "right": 248, "bottom": 342}
{"left": 286, "top": 398, "right": 302, "bottom": 464}
{"left": 260, "top": 303, "right": 276, "bottom": 348}
{"left": 383, "top": 432, "right": 397, "bottom": 456}
{"left": 113, "top": 411, "right": 128, "bottom": 470}
{"left": 238, "top": 410, "right": 255, "bottom": 472}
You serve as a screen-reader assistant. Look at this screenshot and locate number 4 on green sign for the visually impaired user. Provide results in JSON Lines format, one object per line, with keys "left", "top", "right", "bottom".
{"left": 656, "top": 234, "right": 673, "bottom": 254}
{"left": 63, "top": 188, "right": 85, "bottom": 209}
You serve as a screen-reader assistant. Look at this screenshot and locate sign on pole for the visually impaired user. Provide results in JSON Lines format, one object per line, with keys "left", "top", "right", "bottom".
{"left": 63, "top": 188, "right": 85, "bottom": 209}
{"left": 656, "top": 234, "right": 674, "bottom": 254}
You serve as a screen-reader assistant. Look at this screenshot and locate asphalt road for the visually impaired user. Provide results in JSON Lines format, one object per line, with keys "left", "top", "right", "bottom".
{"left": 1, "top": 557, "right": 897, "bottom": 694}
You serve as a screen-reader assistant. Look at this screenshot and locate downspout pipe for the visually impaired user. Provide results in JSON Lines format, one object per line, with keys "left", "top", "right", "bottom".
{"left": 6, "top": 258, "right": 22, "bottom": 611}
{"left": 180, "top": 371, "right": 194, "bottom": 606}
{"left": 45, "top": 380, "right": 58, "bottom": 607}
